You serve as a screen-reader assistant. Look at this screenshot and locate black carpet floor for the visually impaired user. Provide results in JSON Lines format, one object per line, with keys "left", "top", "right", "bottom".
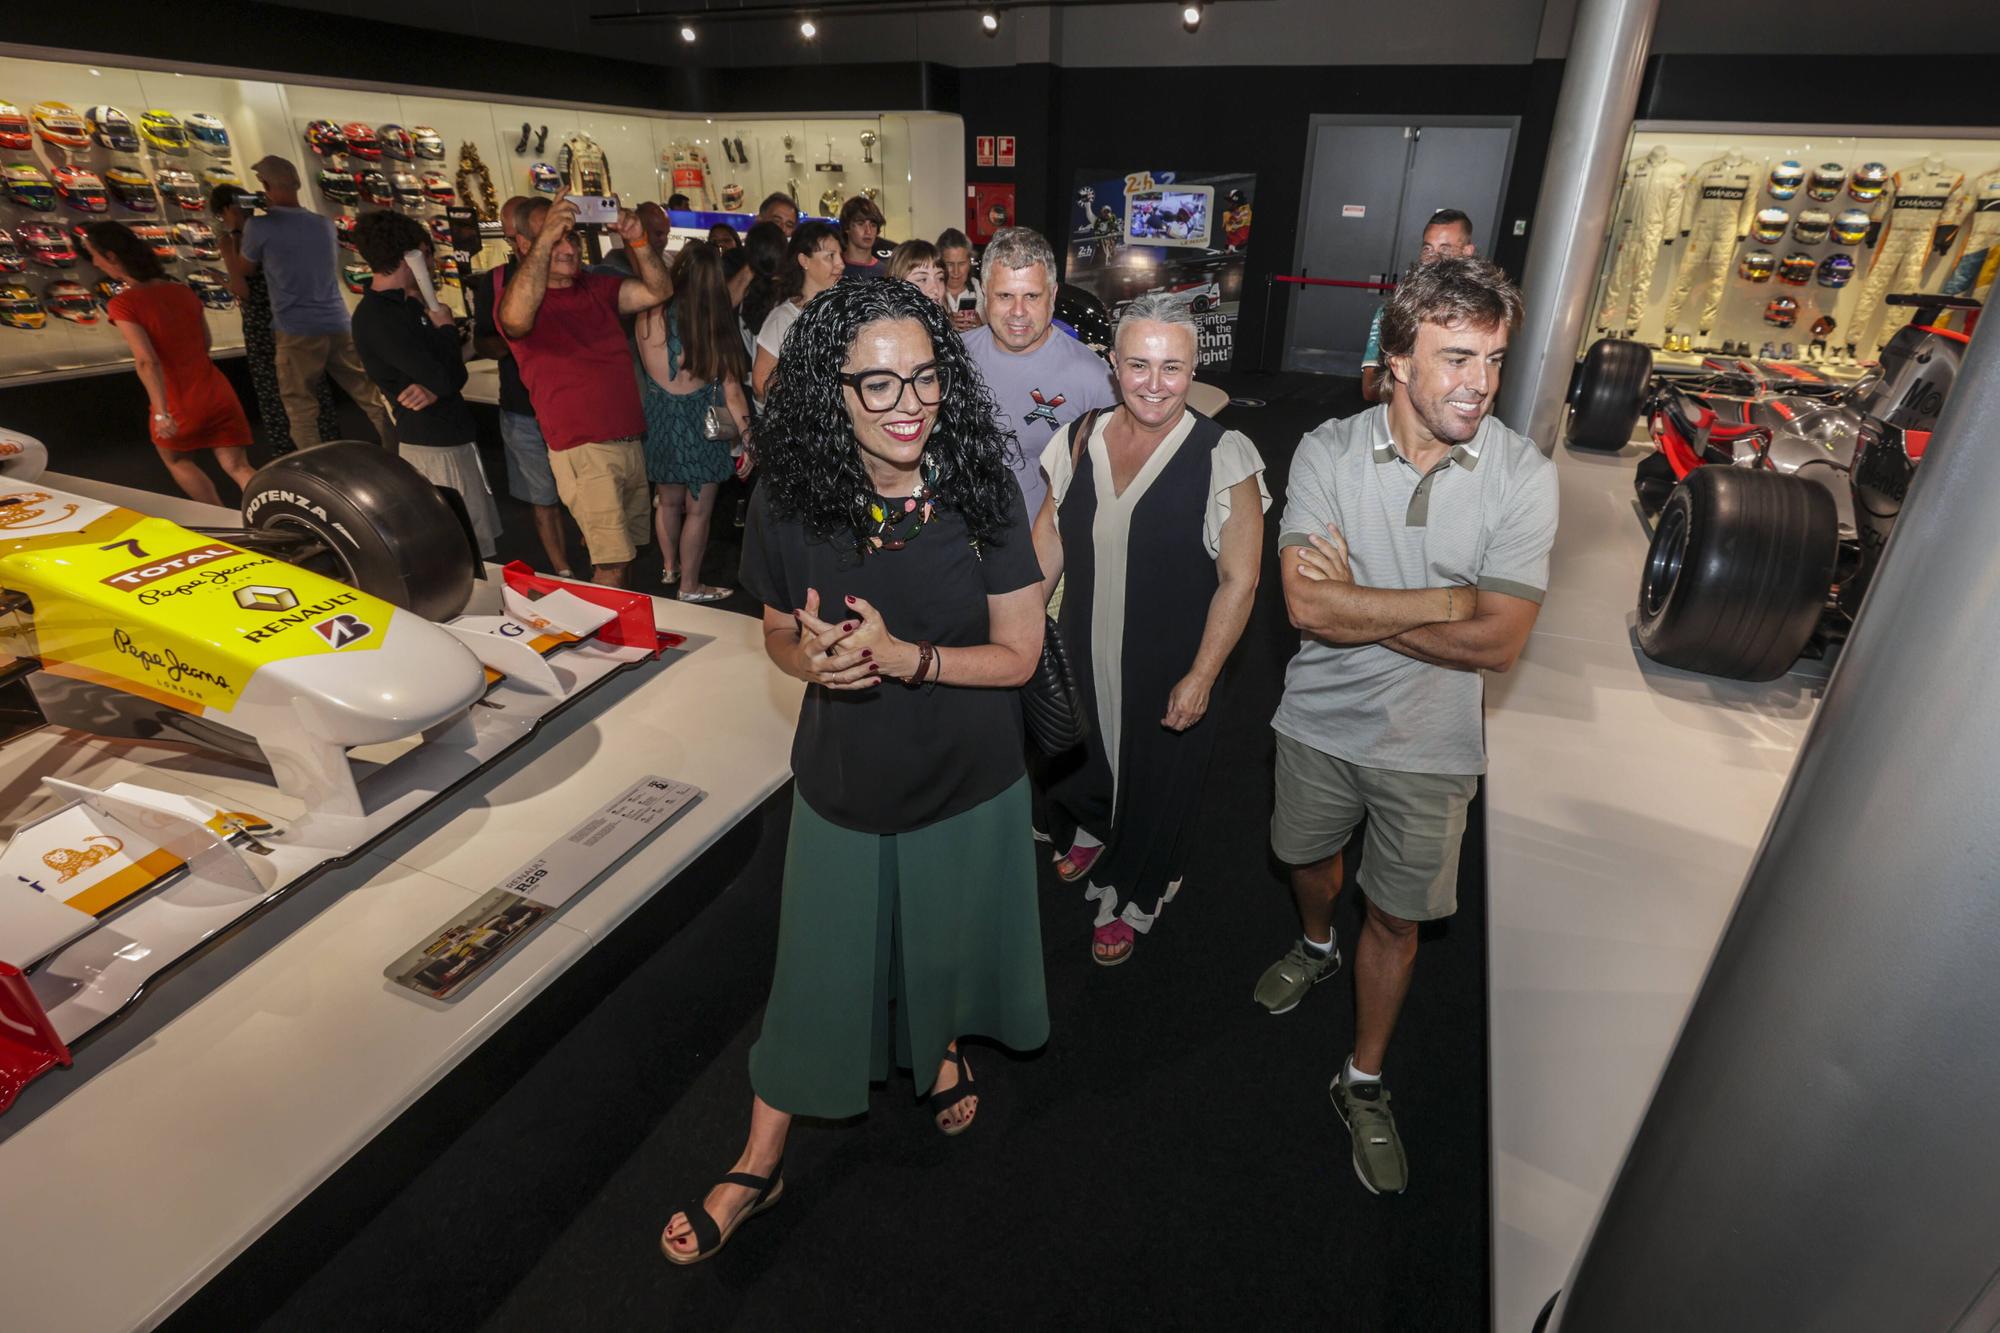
{"left": 6, "top": 366, "right": 1490, "bottom": 1331}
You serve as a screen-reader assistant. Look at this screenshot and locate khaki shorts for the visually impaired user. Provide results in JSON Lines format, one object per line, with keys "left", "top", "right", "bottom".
{"left": 1270, "top": 732, "right": 1479, "bottom": 922}
{"left": 547, "top": 438, "right": 650, "bottom": 565}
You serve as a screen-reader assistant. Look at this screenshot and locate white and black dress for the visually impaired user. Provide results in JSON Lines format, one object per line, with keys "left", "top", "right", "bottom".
{"left": 1040, "top": 408, "right": 1268, "bottom": 933}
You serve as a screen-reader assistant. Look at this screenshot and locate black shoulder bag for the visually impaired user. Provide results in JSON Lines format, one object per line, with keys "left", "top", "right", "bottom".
{"left": 1018, "top": 408, "right": 1102, "bottom": 756}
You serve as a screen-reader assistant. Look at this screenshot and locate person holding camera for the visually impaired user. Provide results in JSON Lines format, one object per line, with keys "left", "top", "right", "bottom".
{"left": 348, "top": 209, "right": 501, "bottom": 560}
{"left": 240, "top": 156, "right": 397, "bottom": 450}
{"left": 498, "top": 192, "right": 673, "bottom": 587}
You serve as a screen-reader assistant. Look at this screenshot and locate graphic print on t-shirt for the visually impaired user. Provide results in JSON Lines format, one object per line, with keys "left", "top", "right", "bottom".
{"left": 1025, "top": 388, "right": 1067, "bottom": 430}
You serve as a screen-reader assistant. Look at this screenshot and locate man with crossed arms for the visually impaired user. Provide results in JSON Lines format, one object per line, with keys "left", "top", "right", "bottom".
{"left": 1257, "top": 256, "right": 1556, "bottom": 1195}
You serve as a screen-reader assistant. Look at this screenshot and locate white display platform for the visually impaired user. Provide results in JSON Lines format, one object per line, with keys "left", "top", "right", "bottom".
{"left": 1484, "top": 441, "right": 1826, "bottom": 1330}
{"left": 0, "top": 476, "right": 801, "bottom": 1331}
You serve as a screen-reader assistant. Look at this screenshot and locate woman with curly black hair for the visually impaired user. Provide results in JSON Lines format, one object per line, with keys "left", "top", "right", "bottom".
{"left": 661, "top": 280, "right": 1049, "bottom": 1266}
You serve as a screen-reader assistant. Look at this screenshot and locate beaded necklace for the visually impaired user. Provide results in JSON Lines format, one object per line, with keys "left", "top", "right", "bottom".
{"left": 864, "top": 453, "right": 939, "bottom": 551}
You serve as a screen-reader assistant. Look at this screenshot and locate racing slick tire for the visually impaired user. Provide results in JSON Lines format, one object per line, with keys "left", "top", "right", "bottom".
{"left": 1566, "top": 338, "right": 1652, "bottom": 451}
{"left": 1636, "top": 465, "right": 1838, "bottom": 682}
{"left": 240, "top": 440, "right": 476, "bottom": 622}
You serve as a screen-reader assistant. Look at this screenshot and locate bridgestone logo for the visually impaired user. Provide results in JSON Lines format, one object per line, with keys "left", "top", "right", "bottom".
{"left": 312, "top": 613, "right": 373, "bottom": 649}
{"left": 243, "top": 489, "right": 330, "bottom": 522}
{"left": 103, "top": 543, "right": 238, "bottom": 590}
{"left": 242, "top": 591, "right": 360, "bottom": 643}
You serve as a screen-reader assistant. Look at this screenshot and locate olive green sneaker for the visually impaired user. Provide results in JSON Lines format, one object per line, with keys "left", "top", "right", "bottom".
{"left": 1329, "top": 1073, "right": 1408, "bottom": 1195}
{"left": 1252, "top": 938, "right": 1341, "bottom": 1015}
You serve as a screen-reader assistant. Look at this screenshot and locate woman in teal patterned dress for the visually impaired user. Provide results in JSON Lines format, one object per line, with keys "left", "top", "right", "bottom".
{"left": 637, "top": 241, "right": 752, "bottom": 602}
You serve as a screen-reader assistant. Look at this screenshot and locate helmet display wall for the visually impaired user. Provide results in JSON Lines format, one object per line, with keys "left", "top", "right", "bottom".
{"left": 0, "top": 50, "right": 962, "bottom": 385}
{"left": 1588, "top": 124, "right": 2000, "bottom": 368}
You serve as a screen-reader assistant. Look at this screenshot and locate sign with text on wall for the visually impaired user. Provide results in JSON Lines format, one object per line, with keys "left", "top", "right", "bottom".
{"left": 1064, "top": 167, "right": 1257, "bottom": 370}
{"left": 976, "top": 135, "right": 994, "bottom": 167}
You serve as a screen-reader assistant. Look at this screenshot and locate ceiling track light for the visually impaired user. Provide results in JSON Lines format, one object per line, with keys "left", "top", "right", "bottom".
{"left": 980, "top": 8, "right": 1000, "bottom": 34}
{"left": 1182, "top": 3, "right": 1202, "bottom": 31}
{"left": 800, "top": 15, "right": 817, "bottom": 37}
{"left": 679, "top": 22, "right": 697, "bottom": 41}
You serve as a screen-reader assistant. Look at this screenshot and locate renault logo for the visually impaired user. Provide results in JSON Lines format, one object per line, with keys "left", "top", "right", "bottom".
{"left": 234, "top": 584, "right": 298, "bottom": 613}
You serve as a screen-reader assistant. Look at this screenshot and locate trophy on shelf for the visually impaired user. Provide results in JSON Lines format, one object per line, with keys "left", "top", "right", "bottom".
{"left": 819, "top": 186, "right": 844, "bottom": 217}
{"left": 859, "top": 130, "right": 878, "bottom": 164}
{"left": 863, "top": 186, "right": 881, "bottom": 204}
{"left": 815, "top": 137, "right": 844, "bottom": 174}
{"left": 787, "top": 177, "right": 803, "bottom": 204}
{"left": 782, "top": 134, "right": 797, "bottom": 165}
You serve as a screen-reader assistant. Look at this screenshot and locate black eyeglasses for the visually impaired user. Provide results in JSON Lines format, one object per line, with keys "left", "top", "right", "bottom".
{"left": 838, "top": 363, "right": 949, "bottom": 413}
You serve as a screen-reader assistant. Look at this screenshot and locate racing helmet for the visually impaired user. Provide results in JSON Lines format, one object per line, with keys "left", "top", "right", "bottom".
{"left": 19, "top": 224, "right": 76, "bottom": 267}
{"left": 342, "top": 258, "right": 373, "bottom": 294}
{"left": 411, "top": 125, "right": 444, "bottom": 160}
{"left": 1806, "top": 162, "right": 1845, "bottom": 201}
{"left": 1831, "top": 209, "right": 1870, "bottom": 245}
{"left": 378, "top": 124, "right": 414, "bottom": 162}
{"left": 173, "top": 221, "right": 220, "bottom": 259}
{"left": 721, "top": 182, "right": 746, "bottom": 211}
{"left": 335, "top": 214, "right": 359, "bottom": 250}
{"left": 426, "top": 215, "right": 453, "bottom": 246}
{"left": 1817, "top": 253, "right": 1856, "bottom": 288}
{"left": 1792, "top": 208, "right": 1832, "bottom": 244}
{"left": 1751, "top": 208, "right": 1790, "bottom": 245}
{"left": 30, "top": 101, "right": 90, "bottom": 151}
{"left": 1777, "top": 253, "right": 1816, "bottom": 286}
{"left": 341, "top": 123, "right": 381, "bottom": 160}
{"left": 4, "top": 164, "right": 56, "bottom": 213}
{"left": 1739, "top": 251, "right": 1777, "bottom": 282}
{"left": 0, "top": 229, "right": 21, "bottom": 274}
{"left": 318, "top": 168, "right": 360, "bottom": 204}
{"left": 392, "top": 171, "right": 423, "bottom": 206}
{"left": 529, "top": 162, "right": 560, "bottom": 194}
{"left": 421, "top": 172, "right": 455, "bottom": 205}
{"left": 0, "top": 102, "right": 30, "bottom": 152}
{"left": 0, "top": 284, "right": 45, "bottom": 329}
{"left": 138, "top": 109, "right": 189, "bottom": 155}
{"left": 53, "top": 168, "right": 108, "bottom": 214}
{"left": 438, "top": 254, "right": 463, "bottom": 288}
{"left": 1767, "top": 161, "right": 1805, "bottom": 200}
{"left": 44, "top": 278, "right": 97, "bottom": 324}
{"left": 104, "top": 168, "right": 157, "bottom": 213}
{"left": 187, "top": 268, "right": 235, "bottom": 309}
{"left": 359, "top": 171, "right": 394, "bottom": 206}
{"left": 304, "top": 119, "right": 345, "bottom": 157}
{"left": 131, "top": 223, "right": 177, "bottom": 263}
{"left": 155, "top": 169, "right": 204, "bottom": 212}
{"left": 185, "top": 113, "right": 230, "bottom": 157}
{"left": 200, "top": 167, "right": 242, "bottom": 191}
{"left": 86, "top": 105, "right": 139, "bottom": 154}
{"left": 1764, "top": 295, "right": 1799, "bottom": 327}
{"left": 1849, "top": 162, "right": 1889, "bottom": 202}
{"left": 92, "top": 277, "right": 129, "bottom": 307}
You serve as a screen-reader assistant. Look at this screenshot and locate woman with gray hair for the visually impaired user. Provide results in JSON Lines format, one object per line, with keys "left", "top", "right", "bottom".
{"left": 1031, "top": 293, "right": 1268, "bottom": 965}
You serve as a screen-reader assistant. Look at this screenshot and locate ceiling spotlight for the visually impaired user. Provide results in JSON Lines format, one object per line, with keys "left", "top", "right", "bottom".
{"left": 799, "top": 17, "right": 817, "bottom": 38}
{"left": 679, "top": 23, "right": 696, "bottom": 41}
{"left": 1182, "top": 4, "right": 1202, "bottom": 31}
{"left": 980, "top": 9, "right": 999, "bottom": 34}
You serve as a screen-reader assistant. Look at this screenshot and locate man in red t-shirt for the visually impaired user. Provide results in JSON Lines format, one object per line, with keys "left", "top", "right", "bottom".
{"left": 499, "top": 193, "right": 672, "bottom": 585}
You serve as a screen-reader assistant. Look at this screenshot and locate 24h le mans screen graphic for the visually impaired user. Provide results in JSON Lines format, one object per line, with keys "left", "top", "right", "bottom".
{"left": 1065, "top": 167, "right": 1255, "bottom": 369}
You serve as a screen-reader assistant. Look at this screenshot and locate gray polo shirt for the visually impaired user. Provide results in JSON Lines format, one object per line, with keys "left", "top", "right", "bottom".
{"left": 240, "top": 206, "right": 349, "bottom": 336}
{"left": 1273, "top": 404, "right": 1557, "bottom": 775}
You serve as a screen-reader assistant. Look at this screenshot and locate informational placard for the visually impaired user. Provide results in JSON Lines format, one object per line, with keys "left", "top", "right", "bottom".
{"left": 388, "top": 776, "right": 702, "bottom": 999}
{"left": 1065, "top": 167, "right": 1257, "bottom": 369}
{"left": 975, "top": 135, "right": 995, "bottom": 168}
{"left": 997, "top": 135, "right": 1017, "bottom": 168}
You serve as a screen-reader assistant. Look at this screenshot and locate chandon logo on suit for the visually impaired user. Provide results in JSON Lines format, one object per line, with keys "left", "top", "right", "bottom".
{"left": 1025, "top": 388, "right": 1067, "bottom": 429}
{"left": 1702, "top": 186, "right": 1747, "bottom": 200}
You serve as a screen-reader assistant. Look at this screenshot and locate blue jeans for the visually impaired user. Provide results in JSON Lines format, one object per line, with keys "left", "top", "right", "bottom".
{"left": 499, "top": 410, "right": 558, "bottom": 506}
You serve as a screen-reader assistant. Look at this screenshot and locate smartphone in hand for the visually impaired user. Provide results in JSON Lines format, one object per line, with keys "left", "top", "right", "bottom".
{"left": 571, "top": 194, "right": 620, "bottom": 225}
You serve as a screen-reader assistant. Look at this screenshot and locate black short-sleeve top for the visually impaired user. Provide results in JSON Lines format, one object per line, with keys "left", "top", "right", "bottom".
{"left": 740, "top": 480, "right": 1042, "bottom": 834}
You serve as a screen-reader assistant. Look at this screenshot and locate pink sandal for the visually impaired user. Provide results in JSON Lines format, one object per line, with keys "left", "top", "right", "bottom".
{"left": 1054, "top": 842, "right": 1104, "bottom": 883}
{"left": 1092, "top": 919, "right": 1135, "bottom": 967}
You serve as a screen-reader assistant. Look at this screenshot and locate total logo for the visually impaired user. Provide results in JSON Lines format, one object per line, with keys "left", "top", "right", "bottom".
{"left": 102, "top": 543, "right": 238, "bottom": 590}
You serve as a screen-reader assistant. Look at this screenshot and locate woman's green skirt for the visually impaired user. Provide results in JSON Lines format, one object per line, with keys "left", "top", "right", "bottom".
{"left": 749, "top": 777, "right": 1049, "bottom": 1119}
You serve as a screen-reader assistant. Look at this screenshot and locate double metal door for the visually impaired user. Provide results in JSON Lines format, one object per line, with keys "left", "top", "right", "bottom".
{"left": 1286, "top": 119, "right": 1516, "bottom": 373}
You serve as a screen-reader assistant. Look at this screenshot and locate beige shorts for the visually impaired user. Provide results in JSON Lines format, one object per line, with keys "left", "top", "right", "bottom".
{"left": 547, "top": 438, "right": 650, "bottom": 565}
{"left": 1270, "top": 732, "right": 1479, "bottom": 922}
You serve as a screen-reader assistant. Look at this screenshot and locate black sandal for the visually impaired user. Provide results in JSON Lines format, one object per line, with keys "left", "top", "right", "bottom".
{"left": 928, "top": 1046, "right": 978, "bottom": 1137}
{"left": 660, "top": 1166, "right": 784, "bottom": 1266}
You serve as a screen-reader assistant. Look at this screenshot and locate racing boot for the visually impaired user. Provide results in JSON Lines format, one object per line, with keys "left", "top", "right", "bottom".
{"left": 1781, "top": 342, "right": 1797, "bottom": 360}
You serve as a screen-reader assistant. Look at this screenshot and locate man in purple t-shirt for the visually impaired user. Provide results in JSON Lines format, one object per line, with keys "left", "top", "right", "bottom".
{"left": 499, "top": 194, "right": 672, "bottom": 586}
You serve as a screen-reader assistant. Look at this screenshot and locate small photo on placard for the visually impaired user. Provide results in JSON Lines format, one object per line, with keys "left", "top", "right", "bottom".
{"left": 389, "top": 889, "right": 551, "bottom": 999}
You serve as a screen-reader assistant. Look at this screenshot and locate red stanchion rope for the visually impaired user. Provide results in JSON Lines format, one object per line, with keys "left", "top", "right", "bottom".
{"left": 1270, "top": 274, "right": 1396, "bottom": 291}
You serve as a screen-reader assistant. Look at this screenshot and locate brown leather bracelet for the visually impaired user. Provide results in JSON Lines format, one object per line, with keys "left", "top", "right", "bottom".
{"left": 905, "top": 640, "right": 935, "bottom": 686}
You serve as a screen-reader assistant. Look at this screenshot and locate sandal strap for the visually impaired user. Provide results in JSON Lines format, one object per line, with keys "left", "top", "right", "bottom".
{"left": 678, "top": 1198, "right": 722, "bottom": 1255}
{"left": 926, "top": 1048, "right": 975, "bottom": 1114}
{"left": 718, "top": 1169, "right": 779, "bottom": 1197}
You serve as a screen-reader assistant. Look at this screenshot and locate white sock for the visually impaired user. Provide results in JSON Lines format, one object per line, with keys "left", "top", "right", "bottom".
{"left": 1343, "top": 1055, "right": 1381, "bottom": 1086}
{"left": 1070, "top": 829, "right": 1102, "bottom": 851}
{"left": 1301, "top": 933, "right": 1333, "bottom": 956}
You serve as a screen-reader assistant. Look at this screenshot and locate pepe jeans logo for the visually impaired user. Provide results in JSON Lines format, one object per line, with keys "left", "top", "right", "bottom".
{"left": 112, "top": 628, "right": 233, "bottom": 692}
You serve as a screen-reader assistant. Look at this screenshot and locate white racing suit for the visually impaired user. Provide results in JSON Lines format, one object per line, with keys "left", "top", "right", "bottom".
{"left": 1663, "top": 156, "right": 1760, "bottom": 334}
{"left": 1598, "top": 151, "right": 1688, "bottom": 333}
{"left": 1850, "top": 163, "right": 1964, "bottom": 351}
{"left": 1941, "top": 168, "right": 2000, "bottom": 298}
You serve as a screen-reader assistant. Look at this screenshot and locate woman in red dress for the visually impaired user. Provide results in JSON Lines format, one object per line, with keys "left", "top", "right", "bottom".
{"left": 84, "top": 221, "right": 256, "bottom": 505}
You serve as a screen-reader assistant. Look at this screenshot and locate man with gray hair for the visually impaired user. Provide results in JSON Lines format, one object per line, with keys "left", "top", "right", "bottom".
{"left": 240, "top": 154, "right": 396, "bottom": 448}
{"left": 963, "top": 226, "right": 1116, "bottom": 515}
{"left": 1258, "top": 255, "right": 1556, "bottom": 1196}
